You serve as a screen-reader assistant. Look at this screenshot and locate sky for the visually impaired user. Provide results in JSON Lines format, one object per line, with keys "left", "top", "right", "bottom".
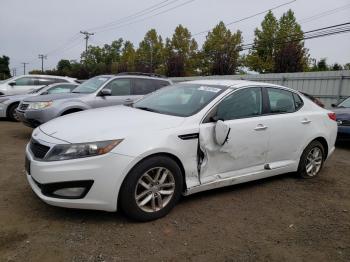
{"left": 1, "top": 0, "right": 350, "bottom": 75}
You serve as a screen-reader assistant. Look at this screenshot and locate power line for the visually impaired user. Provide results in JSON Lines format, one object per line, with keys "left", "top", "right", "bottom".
{"left": 95, "top": 0, "right": 196, "bottom": 35}
{"left": 299, "top": 3, "right": 350, "bottom": 24}
{"left": 240, "top": 22, "right": 350, "bottom": 51}
{"left": 192, "top": 0, "right": 296, "bottom": 36}
{"left": 87, "top": 0, "right": 181, "bottom": 33}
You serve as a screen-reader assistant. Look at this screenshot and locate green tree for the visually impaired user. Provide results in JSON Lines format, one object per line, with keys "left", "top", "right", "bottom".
{"left": 119, "top": 41, "right": 136, "bottom": 73}
{"left": 246, "top": 11, "right": 278, "bottom": 73}
{"left": 344, "top": 63, "right": 350, "bottom": 70}
{"left": 274, "top": 9, "right": 308, "bottom": 73}
{"left": 0, "top": 56, "right": 11, "bottom": 80}
{"left": 135, "top": 29, "right": 164, "bottom": 73}
{"left": 202, "top": 22, "right": 243, "bottom": 75}
{"left": 56, "top": 59, "right": 72, "bottom": 76}
{"left": 165, "top": 25, "right": 198, "bottom": 76}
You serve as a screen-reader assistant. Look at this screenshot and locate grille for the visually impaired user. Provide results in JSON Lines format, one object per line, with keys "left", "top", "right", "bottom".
{"left": 30, "top": 139, "right": 50, "bottom": 159}
{"left": 19, "top": 103, "right": 29, "bottom": 111}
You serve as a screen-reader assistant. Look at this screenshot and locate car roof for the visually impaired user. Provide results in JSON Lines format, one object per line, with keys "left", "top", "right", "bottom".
{"left": 182, "top": 79, "right": 293, "bottom": 91}
{"left": 21, "top": 74, "right": 76, "bottom": 80}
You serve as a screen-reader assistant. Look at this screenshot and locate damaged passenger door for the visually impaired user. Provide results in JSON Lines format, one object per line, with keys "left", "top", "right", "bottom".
{"left": 198, "top": 87, "right": 269, "bottom": 184}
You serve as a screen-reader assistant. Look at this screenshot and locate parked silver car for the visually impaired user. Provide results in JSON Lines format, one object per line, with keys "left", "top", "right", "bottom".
{"left": 0, "top": 75, "right": 77, "bottom": 96}
{"left": 16, "top": 73, "right": 172, "bottom": 128}
{"left": 0, "top": 83, "right": 78, "bottom": 121}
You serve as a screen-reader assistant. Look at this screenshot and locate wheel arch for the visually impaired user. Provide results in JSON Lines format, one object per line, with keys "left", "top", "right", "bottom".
{"left": 6, "top": 101, "right": 20, "bottom": 117}
{"left": 302, "top": 136, "right": 329, "bottom": 160}
{"left": 60, "top": 107, "right": 84, "bottom": 116}
{"left": 117, "top": 151, "right": 187, "bottom": 210}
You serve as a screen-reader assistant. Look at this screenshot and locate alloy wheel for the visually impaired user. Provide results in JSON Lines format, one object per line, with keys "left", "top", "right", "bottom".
{"left": 135, "top": 167, "right": 175, "bottom": 213}
{"left": 305, "top": 147, "right": 323, "bottom": 177}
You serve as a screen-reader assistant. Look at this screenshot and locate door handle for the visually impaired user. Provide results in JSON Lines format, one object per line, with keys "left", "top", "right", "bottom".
{"left": 124, "top": 98, "right": 133, "bottom": 102}
{"left": 254, "top": 124, "right": 268, "bottom": 131}
{"left": 301, "top": 119, "right": 312, "bottom": 124}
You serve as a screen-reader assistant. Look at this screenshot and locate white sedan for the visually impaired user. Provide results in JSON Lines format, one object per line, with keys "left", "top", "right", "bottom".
{"left": 25, "top": 80, "right": 337, "bottom": 221}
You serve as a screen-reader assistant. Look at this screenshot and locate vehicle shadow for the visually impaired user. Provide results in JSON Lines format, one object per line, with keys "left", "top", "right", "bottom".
{"left": 335, "top": 141, "right": 350, "bottom": 150}
{"left": 34, "top": 172, "right": 297, "bottom": 224}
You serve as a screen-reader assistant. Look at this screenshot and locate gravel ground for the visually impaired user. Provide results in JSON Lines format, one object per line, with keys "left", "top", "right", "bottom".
{"left": 0, "top": 120, "right": 349, "bottom": 262}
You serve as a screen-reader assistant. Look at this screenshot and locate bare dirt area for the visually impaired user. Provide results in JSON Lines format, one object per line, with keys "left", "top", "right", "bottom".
{"left": 0, "top": 120, "right": 349, "bottom": 262}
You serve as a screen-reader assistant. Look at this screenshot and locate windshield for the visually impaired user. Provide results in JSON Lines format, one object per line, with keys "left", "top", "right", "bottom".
{"left": 72, "top": 76, "right": 111, "bottom": 94}
{"left": 338, "top": 97, "right": 350, "bottom": 108}
{"left": 134, "top": 84, "right": 225, "bottom": 117}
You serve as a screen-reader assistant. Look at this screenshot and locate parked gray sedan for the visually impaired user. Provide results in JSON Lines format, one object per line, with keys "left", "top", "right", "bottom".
{"left": 16, "top": 74, "right": 172, "bottom": 128}
{"left": 0, "top": 82, "right": 78, "bottom": 121}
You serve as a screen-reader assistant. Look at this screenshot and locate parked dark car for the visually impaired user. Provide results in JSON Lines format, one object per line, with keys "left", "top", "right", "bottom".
{"left": 332, "top": 97, "right": 350, "bottom": 141}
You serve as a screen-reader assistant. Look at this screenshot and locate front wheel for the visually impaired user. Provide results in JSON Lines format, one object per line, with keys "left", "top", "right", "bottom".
{"left": 297, "top": 141, "right": 325, "bottom": 178}
{"left": 8, "top": 103, "right": 20, "bottom": 122}
{"left": 119, "top": 156, "right": 183, "bottom": 222}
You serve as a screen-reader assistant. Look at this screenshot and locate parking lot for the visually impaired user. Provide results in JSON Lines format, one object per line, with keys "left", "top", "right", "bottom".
{"left": 0, "top": 120, "right": 349, "bottom": 261}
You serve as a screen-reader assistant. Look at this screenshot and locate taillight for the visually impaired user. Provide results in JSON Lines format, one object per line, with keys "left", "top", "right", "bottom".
{"left": 328, "top": 112, "right": 336, "bottom": 121}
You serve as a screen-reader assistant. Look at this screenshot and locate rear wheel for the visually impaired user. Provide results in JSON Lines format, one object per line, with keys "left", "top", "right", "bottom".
{"left": 297, "top": 141, "right": 325, "bottom": 178}
{"left": 119, "top": 156, "right": 183, "bottom": 222}
{"left": 8, "top": 103, "right": 20, "bottom": 121}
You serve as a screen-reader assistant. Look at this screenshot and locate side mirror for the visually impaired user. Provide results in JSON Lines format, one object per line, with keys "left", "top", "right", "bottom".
{"left": 99, "top": 89, "right": 112, "bottom": 96}
{"left": 214, "top": 120, "right": 231, "bottom": 146}
{"left": 8, "top": 81, "right": 16, "bottom": 86}
{"left": 331, "top": 103, "right": 337, "bottom": 108}
{"left": 40, "top": 91, "right": 49, "bottom": 95}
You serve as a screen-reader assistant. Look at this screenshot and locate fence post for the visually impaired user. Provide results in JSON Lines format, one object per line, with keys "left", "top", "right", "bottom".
{"left": 281, "top": 76, "right": 286, "bottom": 86}
{"left": 337, "top": 74, "right": 344, "bottom": 103}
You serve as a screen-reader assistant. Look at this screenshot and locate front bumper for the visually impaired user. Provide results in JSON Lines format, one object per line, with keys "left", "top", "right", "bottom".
{"left": 337, "top": 126, "right": 350, "bottom": 141}
{"left": 16, "top": 108, "right": 57, "bottom": 128}
{"left": 26, "top": 144, "right": 136, "bottom": 212}
{"left": 0, "top": 103, "right": 7, "bottom": 118}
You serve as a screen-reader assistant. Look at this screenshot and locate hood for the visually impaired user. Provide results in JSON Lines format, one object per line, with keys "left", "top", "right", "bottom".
{"left": 2, "top": 93, "right": 35, "bottom": 101}
{"left": 332, "top": 107, "right": 350, "bottom": 120}
{"left": 39, "top": 105, "right": 185, "bottom": 143}
{"left": 23, "top": 93, "right": 85, "bottom": 102}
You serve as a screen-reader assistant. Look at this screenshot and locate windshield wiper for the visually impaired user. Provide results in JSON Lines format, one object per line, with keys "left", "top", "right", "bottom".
{"left": 135, "top": 106, "right": 160, "bottom": 113}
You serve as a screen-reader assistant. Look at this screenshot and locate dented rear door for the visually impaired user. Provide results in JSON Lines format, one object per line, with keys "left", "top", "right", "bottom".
{"left": 198, "top": 118, "right": 269, "bottom": 184}
{"left": 198, "top": 87, "right": 269, "bottom": 184}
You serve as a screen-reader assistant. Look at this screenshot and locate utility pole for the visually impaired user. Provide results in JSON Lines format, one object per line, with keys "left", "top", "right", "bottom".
{"left": 21, "top": 62, "right": 29, "bottom": 75}
{"left": 12, "top": 68, "right": 16, "bottom": 76}
{"left": 80, "top": 31, "right": 94, "bottom": 53}
{"left": 38, "top": 54, "right": 47, "bottom": 72}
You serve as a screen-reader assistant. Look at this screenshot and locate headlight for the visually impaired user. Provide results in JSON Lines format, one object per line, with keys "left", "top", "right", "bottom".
{"left": 0, "top": 97, "right": 9, "bottom": 103}
{"left": 44, "top": 139, "right": 123, "bottom": 161}
{"left": 28, "top": 101, "right": 53, "bottom": 110}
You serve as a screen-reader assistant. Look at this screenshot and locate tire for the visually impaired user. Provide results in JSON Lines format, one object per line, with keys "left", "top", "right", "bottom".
{"left": 119, "top": 155, "right": 183, "bottom": 222}
{"left": 297, "top": 140, "right": 325, "bottom": 179}
{"left": 7, "top": 103, "right": 20, "bottom": 122}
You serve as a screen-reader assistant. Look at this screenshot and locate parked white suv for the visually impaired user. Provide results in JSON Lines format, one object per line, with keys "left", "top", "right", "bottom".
{"left": 0, "top": 75, "right": 77, "bottom": 96}
{"left": 25, "top": 80, "right": 337, "bottom": 221}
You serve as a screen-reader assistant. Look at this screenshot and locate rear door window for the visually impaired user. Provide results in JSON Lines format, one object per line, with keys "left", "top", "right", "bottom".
{"left": 293, "top": 93, "right": 304, "bottom": 110}
{"left": 267, "top": 88, "right": 296, "bottom": 114}
{"left": 103, "top": 79, "right": 131, "bottom": 96}
{"left": 132, "top": 79, "right": 157, "bottom": 95}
